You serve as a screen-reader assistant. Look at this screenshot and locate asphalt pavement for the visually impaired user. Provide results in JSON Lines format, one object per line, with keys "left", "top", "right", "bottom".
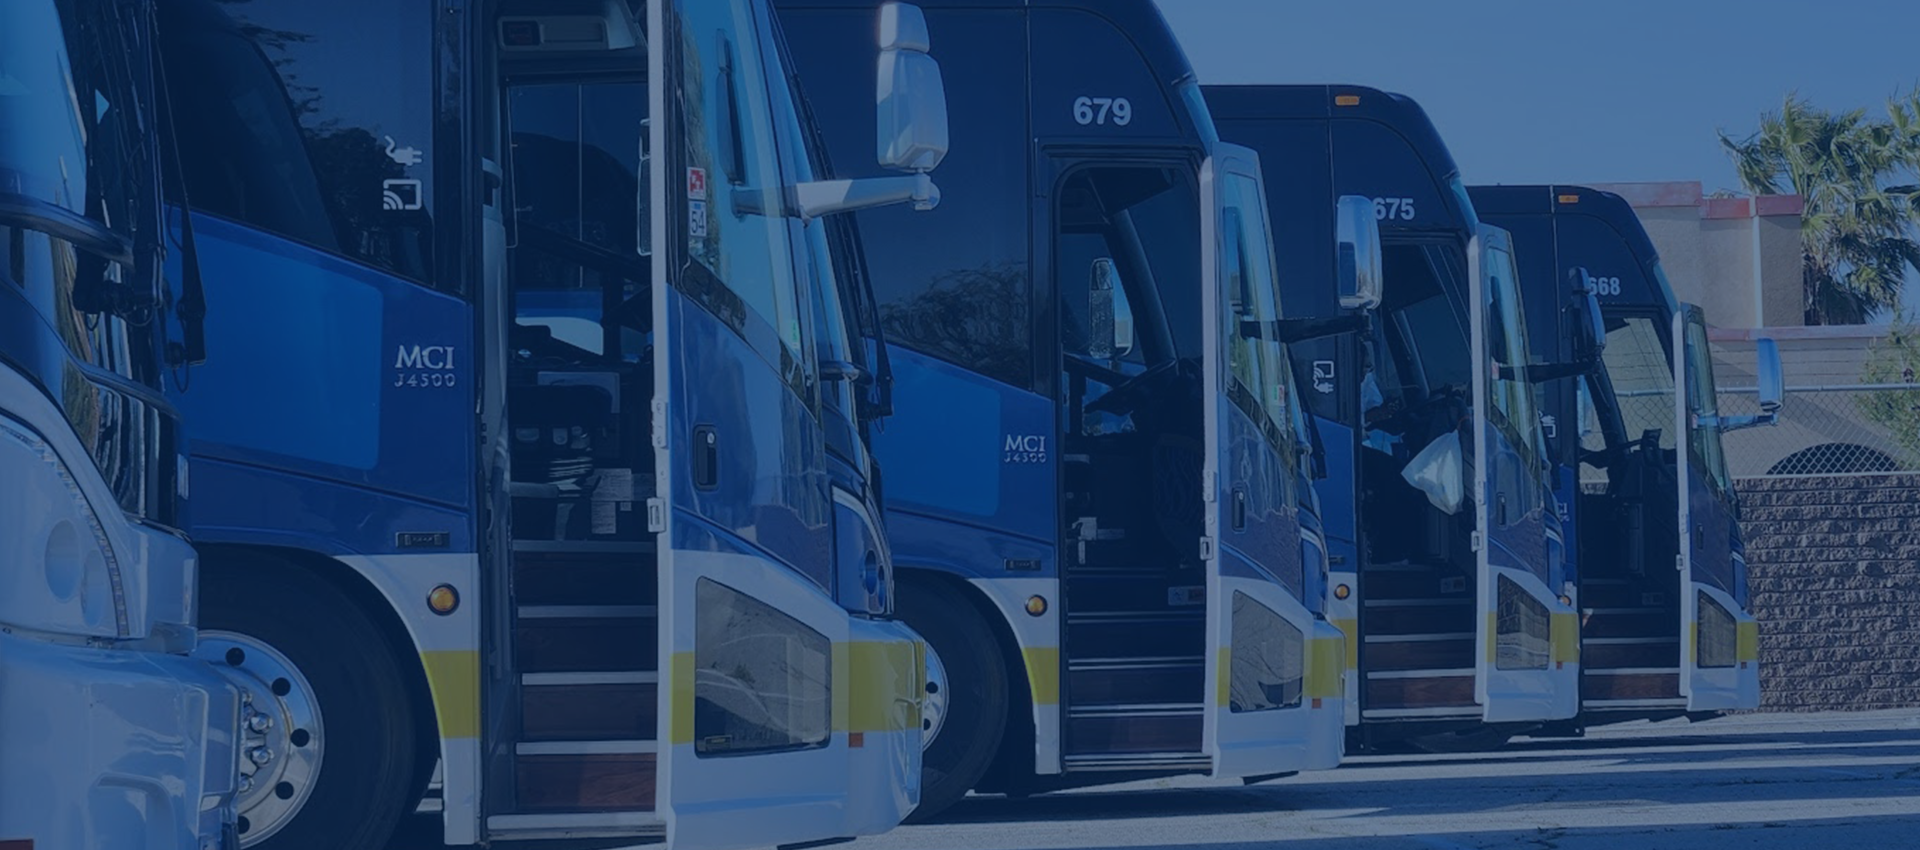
{"left": 387, "top": 709, "right": 1920, "bottom": 850}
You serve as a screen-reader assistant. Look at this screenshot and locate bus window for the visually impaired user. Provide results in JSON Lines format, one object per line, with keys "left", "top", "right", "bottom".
{"left": 1684, "top": 318, "right": 1732, "bottom": 494}
{"left": 156, "top": 0, "right": 436, "bottom": 286}
{"left": 780, "top": 8, "right": 1032, "bottom": 389}
{"left": 1598, "top": 315, "right": 1674, "bottom": 450}
{"left": 508, "top": 82, "right": 648, "bottom": 362}
{"left": 1220, "top": 171, "right": 1299, "bottom": 484}
{"left": 1379, "top": 244, "right": 1470, "bottom": 405}
{"left": 1577, "top": 377, "right": 1609, "bottom": 490}
{"left": 678, "top": 0, "right": 804, "bottom": 364}
{"left": 1056, "top": 166, "right": 1199, "bottom": 390}
{"left": 1485, "top": 241, "right": 1543, "bottom": 470}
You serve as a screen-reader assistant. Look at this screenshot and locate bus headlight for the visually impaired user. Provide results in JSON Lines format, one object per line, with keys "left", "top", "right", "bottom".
{"left": 0, "top": 415, "right": 123, "bottom": 637}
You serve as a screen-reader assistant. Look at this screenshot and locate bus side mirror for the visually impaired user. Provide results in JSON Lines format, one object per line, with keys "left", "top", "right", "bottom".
{"left": 1710, "top": 337, "right": 1783, "bottom": 432}
{"left": 1335, "top": 195, "right": 1382, "bottom": 311}
{"left": 1088, "top": 258, "right": 1133, "bottom": 359}
{"left": 876, "top": 3, "right": 948, "bottom": 174}
{"left": 1755, "top": 337, "right": 1783, "bottom": 416}
{"left": 785, "top": 3, "right": 948, "bottom": 219}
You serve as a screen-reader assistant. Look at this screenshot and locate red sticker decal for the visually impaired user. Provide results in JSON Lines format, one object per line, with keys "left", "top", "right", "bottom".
{"left": 687, "top": 167, "right": 708, "bottom": 201}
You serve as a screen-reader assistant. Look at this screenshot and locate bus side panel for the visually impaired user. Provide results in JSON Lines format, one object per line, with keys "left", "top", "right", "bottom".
{"left": 189, "top": 458, "right": 474, "bottom": 556}
{"left": 166, "top": 214, "right": 476, "bottom": 516}
{"left": 870, "top": 348, "right": 1057, "bottom": 550}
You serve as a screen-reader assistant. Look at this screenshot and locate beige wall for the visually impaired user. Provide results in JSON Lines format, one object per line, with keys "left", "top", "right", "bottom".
{"left": 1759, "top": 214, "right": 1802, "bottom": 327}
{"left": 1587, "top": 182, "right": 1804, "bottom": 330}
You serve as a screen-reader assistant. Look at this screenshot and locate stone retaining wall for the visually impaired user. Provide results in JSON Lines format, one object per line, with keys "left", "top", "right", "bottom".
{"left": 1739, "top": 474, "right": 1920, "bottom": 710}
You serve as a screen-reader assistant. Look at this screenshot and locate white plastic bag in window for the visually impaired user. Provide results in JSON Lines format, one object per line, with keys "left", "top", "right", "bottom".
{"left": 1402, "top": 430, "right": 1465, "bottom": 514}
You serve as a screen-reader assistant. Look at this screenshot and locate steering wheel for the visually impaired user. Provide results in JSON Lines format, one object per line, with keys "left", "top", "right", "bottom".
{"left": 1085, "top": 359, "right": 1188, "bottom": 418}
{"left": 1372, "top": 383, "right": 1469, "bottom": 438}
{"left": 1063, "top": 353, "right": 1132, "bottom": 387}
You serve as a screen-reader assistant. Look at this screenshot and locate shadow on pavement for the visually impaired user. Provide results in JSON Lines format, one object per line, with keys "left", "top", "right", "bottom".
{"left": 922, "top": 754, "right": 1920, "bottom": 826}
{"left": 925, "top": 814, "right": 1920, "bottom": 850}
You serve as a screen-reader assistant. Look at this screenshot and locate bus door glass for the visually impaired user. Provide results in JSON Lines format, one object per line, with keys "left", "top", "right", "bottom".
{"left": 1200, "top": 144, "right": 1330, "bottom": 776}
{"left": 1674, "top": 305, "right": 1750, "bottom": 710}
{"left": 1471, "top": 225, "right": 1572, "bottom": 723}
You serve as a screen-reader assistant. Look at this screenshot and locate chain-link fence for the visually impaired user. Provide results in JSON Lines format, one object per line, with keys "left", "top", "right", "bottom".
{"left": 1713, "top": 329, "right": 1920, "bottom": 479}
{"left": 1717, "top": 382, "right": 1920, "bottom": 478}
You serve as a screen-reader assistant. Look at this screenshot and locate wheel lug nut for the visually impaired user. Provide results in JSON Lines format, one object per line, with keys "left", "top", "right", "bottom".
{"left": 249, "top": 747, "right": 275, "bottom": 766}
{"left": 247, "top": 714, "right": 274, "bottom": 733}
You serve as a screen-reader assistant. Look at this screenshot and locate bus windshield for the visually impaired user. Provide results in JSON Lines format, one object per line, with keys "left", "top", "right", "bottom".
{"left": 1597, "top": 314, "right": 1675, "bottom": 452}
{"left": 0, "top": 1, "right": 84, "bottom": 210}
{"left": 0, "top": 0, "right": 136, "bottom": 227}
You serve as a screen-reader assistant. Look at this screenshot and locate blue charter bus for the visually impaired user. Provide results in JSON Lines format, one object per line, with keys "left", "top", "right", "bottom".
{"left": 0, "top": 1, "right": 241, "bottom": 847}
{"left": 154, "top": 0, "right": 945, "bottom": 847}
{"left": 1471, "top": 185, "right": 1777, "bottom": 728}
{"left": 1207, "top": 85, "right": 1579, "bottom": 750}
{"left": 780, "top": 0, "right": 1353, "bottom": 816}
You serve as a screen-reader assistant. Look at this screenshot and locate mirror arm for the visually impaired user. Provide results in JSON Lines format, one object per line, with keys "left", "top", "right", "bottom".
{"left": 1263, "top": 315, "right": 1369, "bottom": 344}
{"left": 1520, "top": 360, "right": 1596, "bottom": 384}
{"left": 820, "top": 359, "right": 872, "bottom": 385}
{"left": 0, "top": 192, "right": 161, "bottom": 320}
{"left": 1703, "top": 413, "right": 1778, "bottom": 433}
{"left": 774, "top": 174, "right": 941, "bottom": 221}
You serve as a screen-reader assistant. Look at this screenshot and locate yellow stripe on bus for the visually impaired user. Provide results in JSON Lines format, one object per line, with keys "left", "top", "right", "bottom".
{"left": 1551, "top": 612, "right": 1580, "bottom": 665}
{"left": 1737, "top": 620, "right": 1760, "bottom": 662}
{"left": 1330, "top": 617, "right": 1359, "bottom": 670}
{"left": 1307, "top": 633, "right": 1344, "bottom": 700}
{"left": 669, "top": 651, "right": 695, "bottom": 746}
{"left": 1216, "top": 647, "right": 1231, "bottom": 706}
{"left": 671, "top": 640, "right": 924, "bottom": 745}
{"left": 420, "top": 650, "right": 479, "bottom": 740}
{"left": 847, "top": 640, "right": 922, "bottom": 733}
{"left": 1024, "top": 647, "right": 1060, "bottom": 705}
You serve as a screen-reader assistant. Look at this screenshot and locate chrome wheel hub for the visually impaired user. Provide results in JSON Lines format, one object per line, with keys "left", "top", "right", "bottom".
{"left": 196, "top": 631, "right": 325, "bottom": 847}
{"left": 921, "top": 640, "right": 950, "bottom": 749}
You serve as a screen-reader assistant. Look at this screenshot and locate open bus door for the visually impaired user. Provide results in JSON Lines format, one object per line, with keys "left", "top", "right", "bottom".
{"left": 649, "top": 1, "right": 934, "bottom": 845}
{"left": 1673, "top": 304, "right": 1762, "bottom": 711}
{"left": 1200, "top": 144, "right": 1345, "bottom": 776}
{"left": 1470, "top": 225, "right": 1580, "bottom": 724}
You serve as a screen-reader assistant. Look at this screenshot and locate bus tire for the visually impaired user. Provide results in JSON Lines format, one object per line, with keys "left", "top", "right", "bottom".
{"left": 898, "top": 580, "right": 1008, "bottom": 822}
{"left": 200, "top": 560, "right": 418, "bottom": 850}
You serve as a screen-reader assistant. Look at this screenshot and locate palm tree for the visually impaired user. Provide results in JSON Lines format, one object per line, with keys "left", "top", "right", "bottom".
{"left": 1720, "top": 92, "right": 1920, "bottom": 325}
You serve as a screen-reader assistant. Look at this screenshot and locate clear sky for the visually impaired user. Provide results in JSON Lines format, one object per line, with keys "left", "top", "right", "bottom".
{"left": 1158, "top": 0, "right": 1920, "bottom": 194}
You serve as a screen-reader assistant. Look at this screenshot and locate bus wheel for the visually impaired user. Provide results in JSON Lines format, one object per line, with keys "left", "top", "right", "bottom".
{"left": 898, "top": 581, "right": 1007, "bottom": 822}
{"left": 198, "top": 562, "right": 417, "bottom": 849}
